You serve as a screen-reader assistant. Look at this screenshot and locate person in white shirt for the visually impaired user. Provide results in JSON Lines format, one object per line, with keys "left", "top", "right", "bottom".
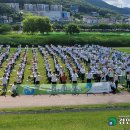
{"left": 72, "top": 71, "right": 78, "bottom": 84}
{"left": 47, "top": 71, "right": 51, "bottom": 83}
{"left": 120, "top": 69, "right": 126, "bottom": 85}
{"left": 11, "top": 82, "right": 18, "bottom": 97}
{"left": 2, "top": 74, "right": 8, "bottom": 92}
{"left": 109, "top": 69, "right": 114, "bottom": 81}
{"left": 71, "top": 71, "right": 78, "bottom": 95}
{"left": 80, "top": 66, "right": 85, "bottom": 82}
{"left": 51, "top": 72, "right": 58, "bottom": 84}
{"left": 110, "top": 80, "right": 116, "bottom": 94}
{"left": 86, "top": 71, "right": 93, "bottom": 83}
{"left": 114, "top": 73, "right": 119, "bottom": 89}
{"left": 126, "top": 72, "right": 130, "bottom": 88}
{"left": 51, "top": 72, "right": 58, "bottom": 95}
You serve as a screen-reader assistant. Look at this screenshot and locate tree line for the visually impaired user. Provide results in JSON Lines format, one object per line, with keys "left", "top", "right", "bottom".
{"left": 1, "top": 15, "right": 130, "bottom": 34}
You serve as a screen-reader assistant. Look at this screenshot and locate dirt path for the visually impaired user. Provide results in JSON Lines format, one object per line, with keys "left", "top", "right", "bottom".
{"left": 0, "top": 93, "right": 130, "bottom": 108}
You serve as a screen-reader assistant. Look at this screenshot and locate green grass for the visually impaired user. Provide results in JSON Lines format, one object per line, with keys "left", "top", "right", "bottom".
{"left": 0, "top": 110, "right": 130, "bottom": 130}
{"left": 114, "top": 47, "right": 130, "bottom": 54}
{"left": 0, "top": 103, "right": 130, "bottom": 112}
{"left": 1, "top": 32, "right": 130, "bottom": 47}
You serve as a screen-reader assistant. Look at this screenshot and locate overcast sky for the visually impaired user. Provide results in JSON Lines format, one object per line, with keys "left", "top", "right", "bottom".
{"left": 103, "top": 0, "right": 130, "bottom": 8}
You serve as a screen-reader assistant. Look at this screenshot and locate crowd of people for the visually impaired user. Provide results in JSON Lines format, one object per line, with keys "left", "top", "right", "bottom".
{"left": 39, "top": 44, "right": 130, "bottom": 94}
{"left": 0, "top": 44, "right": 130, "bottom": 96}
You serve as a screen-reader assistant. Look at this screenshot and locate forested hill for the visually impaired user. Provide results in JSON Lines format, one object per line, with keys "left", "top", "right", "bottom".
{"left": 87, "top": 0, "right": 130, "bottom": 15}
{"left": 0, "top": 0, "right": 117, "bottom": 17}
{"left": 0, "top": 0, "right": 130, "bottom": 16}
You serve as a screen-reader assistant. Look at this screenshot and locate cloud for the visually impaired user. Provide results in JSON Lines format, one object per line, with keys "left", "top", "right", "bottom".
{"left": 103, "top": 0, "right": 130, "bottom": 8}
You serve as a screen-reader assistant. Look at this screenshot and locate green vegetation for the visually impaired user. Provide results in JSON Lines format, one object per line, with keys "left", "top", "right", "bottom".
{"left": 114, "top": 47, "right": 130, "bottom": 54}
{"left": 0, "top": 110, "right": 129, "bottom": 130}
{"left": 12, "top": 24, "right": 21, "bottom": 32}
{"left": 0, "top": 3, "right": 22, "bottom": 23}
{"left": 0, "top": 32, "right": 130, "bottom": 47}
{"left": 0, "top": 3, "right": 15, "bottom": 15}
{"left": 65, "top": 23, "right": 80, "bottom": 35}
{"left": 23, "top": 16, "right": 53, "bottom": 34}
{"left": 0, "top": 24, "right": 12, "bottom": 34}
{"left": 81, "top": 24, "right": 130, "bottom": 30}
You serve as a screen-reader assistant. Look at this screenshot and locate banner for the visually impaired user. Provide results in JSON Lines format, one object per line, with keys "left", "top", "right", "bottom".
{"left": 17, "top": 82, "right": 112, "bottom": 95}
{"left": 87, "top": 82, "right": 112, "bottom": 94}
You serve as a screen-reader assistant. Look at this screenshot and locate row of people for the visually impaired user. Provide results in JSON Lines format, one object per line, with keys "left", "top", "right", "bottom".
{"left": 0, "top": 45, "right": 10, "bottom": 68}
{"left": 38, "top": 46, "right": 52, "bottom": 83}
{"left": 32, "top": 47, "right": 40, "bottom": 85}
{"left": 2, "top": 46, "right": 21, "bottom": 92}
{"left": 16, "top": 47, "right": 28, "bottom": 84}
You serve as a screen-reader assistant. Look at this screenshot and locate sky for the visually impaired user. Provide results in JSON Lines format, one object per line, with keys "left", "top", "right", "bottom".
{"left": 103, "top": 0, "right": 130, "bottom": 8}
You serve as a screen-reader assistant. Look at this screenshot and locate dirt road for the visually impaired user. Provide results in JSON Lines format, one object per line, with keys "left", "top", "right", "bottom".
{"left": 0, "top": 93, "right": 130, "bottom": 108}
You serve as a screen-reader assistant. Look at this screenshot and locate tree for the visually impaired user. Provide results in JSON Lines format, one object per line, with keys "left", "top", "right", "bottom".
{"left": 65, "top": 23, "right": 80, "bottom": 35}
{"left": 0, "top": 24, "right": 12, "bottom": 34}
{"left": 36, "top": 16, "right": 53, "bottom": 34}
{"left": 23, "top": 16, "right": 37, "bottom": 34}
{"left": 23, "top": 16, "right": 52, "bottom": 34}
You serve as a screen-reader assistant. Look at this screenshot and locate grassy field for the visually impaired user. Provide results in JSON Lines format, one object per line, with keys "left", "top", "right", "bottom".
{"left": 1, "top": 32, "right": 130, "bottom": 47}
{"left": 114, "top": 47, "right": 130, "bottom": 54}
{"left": 0, "top": 110, "right": 129, "bottom": 130}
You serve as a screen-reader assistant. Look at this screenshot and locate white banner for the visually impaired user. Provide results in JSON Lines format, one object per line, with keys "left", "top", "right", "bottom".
{"left": 87, "top": 82, "right": 112, "bottom": 94}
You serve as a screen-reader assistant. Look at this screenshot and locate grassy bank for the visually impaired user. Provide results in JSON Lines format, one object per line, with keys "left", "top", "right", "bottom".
{"left": 0, "top": 32, "right": 130, "bottom": 47}
{"left": 0, "top": 110, "right": 129, "bottom": 130}
{"left": 0, "top": 103, "right": 130, "bottom": 112}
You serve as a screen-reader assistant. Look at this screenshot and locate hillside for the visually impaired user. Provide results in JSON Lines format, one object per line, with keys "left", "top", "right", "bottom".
{"left": 0, "top": 0, "right": 117, "bottom": 17}
{"left": 87, "top": 0, "right": 130, "bottom": 15}
{"left": 1, "top": 0, "right": 130, "bottom": 16}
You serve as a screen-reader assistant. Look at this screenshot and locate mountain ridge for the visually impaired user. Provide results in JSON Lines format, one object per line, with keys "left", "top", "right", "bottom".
{"left": 0, "top": 0, "right": 130, "bottom": 15}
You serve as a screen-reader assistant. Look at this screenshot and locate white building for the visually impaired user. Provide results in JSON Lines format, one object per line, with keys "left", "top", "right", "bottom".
{"left": 24, "top": 4, "right": 37, "bottom": 12}
{"left": 24, "top": 4, "right": 33, "bottom": 11}
{"left": 37, "top": 11, "right": 62, "bottom": 21}
{"left": 37, "top": 4, "right": 49, "bottom": 11}
{"left": 50, "top": 5, "right": 62, "bottom": 11}
{"left": 99, "top": 18, "right": 110, "bottom": 24}
{"left": 6, "top": 3, "right": 19, "bottom": 11}
{"left": 83, "top": 16, "right": 99, "bottom": 25}
{"left": 24, "top": 4, "right": 70, "bottom": 21}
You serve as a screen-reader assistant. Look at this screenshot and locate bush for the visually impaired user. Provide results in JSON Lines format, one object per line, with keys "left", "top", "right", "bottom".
{"left": 0, "top": 33, "right": 130, "bottom": 47}
{"left": 12, "top": 24, "right": 21, "bottom": 31}
{"left": 65, "top": 23, "right": 80, "bottom": 35}
{"left": 0, "top": 24, "right": 12, "bottom": 34}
